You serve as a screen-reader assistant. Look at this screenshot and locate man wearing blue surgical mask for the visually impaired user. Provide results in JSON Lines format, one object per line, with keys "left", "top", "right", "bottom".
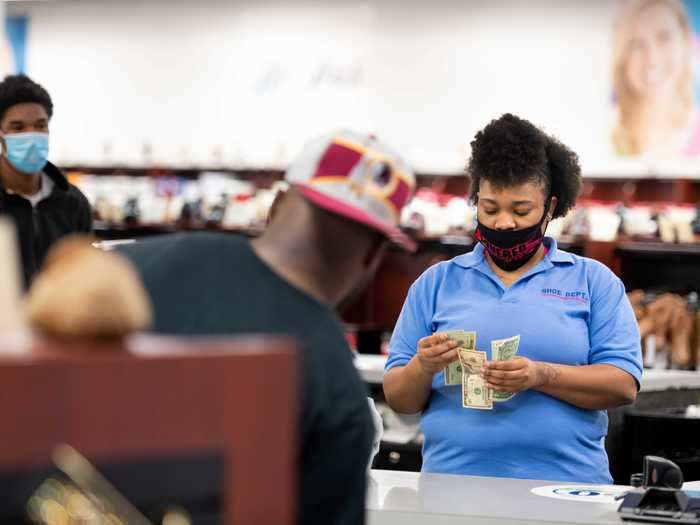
{"left": 0, "top": 75, "right": 91, "bottom": 287}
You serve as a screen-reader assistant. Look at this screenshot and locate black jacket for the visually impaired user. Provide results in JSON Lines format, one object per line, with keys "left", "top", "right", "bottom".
{"left": 0, "top": 162, "right": 92, "bottom": 287}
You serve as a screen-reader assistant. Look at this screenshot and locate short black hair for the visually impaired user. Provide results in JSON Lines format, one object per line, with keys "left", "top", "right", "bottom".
{"left": 467, "top": 113, "right": 581, "bottom": 219}
{"left": 0, "top": 74, "right": 53, "bottom": 123}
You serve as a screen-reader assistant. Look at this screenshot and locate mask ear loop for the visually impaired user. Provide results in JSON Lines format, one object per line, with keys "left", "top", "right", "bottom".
{"left": 542, "top": 194, "right": 555, "bottom": 232}
{"left": 546, "top": 193, "right": 556, "bottom": 221}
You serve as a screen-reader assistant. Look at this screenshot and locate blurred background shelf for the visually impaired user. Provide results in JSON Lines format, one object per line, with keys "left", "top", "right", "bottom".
{"left": 615, "top": 241, "right": 700, "bottom": 293}
{"left": 93, "top": 221, "right": 263, "bottom": 240}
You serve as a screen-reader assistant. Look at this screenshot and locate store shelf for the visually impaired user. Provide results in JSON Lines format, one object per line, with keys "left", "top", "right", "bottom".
{"left": 93, "top": 221, "right": 178, "bottom": 237}
{"left": 93, "top": 217, "right": 698, "bottom": 329}
{"left": 63, "top": 163, "right": 700, "bottom": 182}
{"left": 616, "top": 241, "right": 700, "bottom": 257}
{"left": 581, "top": 177, "right": 700, "bottom": 204}
{"left": 584, "top": 173, "right": 700, "bottom": 181}
{"left": 93, "top": 221, "right": 263, "bottom": 240}
{"left": 64, "top": 165, "right": 285, "bottom": 179}
{"left": 615, "top": 241, "right": 700, "bottom": 292}
{"left": 641, "top": 370, "right": 700, "bottom": 391}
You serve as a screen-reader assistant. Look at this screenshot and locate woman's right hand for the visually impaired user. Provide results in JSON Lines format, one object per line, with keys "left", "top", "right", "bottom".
{"left": 415, "top": 333, "right": 461, "bottom": 376}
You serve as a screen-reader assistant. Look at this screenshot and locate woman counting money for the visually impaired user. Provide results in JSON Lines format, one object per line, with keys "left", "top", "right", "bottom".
{"left": 383, "top": 114, "right": 642, "bottom": 484}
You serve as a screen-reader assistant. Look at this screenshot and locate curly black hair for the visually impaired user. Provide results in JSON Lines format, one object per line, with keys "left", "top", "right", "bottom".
{"left": 467, "top": 113, "right": 581, "bottom": 219}
{"left": 0, "top": 74, "right": 53, "bottom": 123}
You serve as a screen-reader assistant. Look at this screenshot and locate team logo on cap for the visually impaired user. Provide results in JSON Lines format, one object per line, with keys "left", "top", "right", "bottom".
{"left": 309, "top": 137, "right": 413, "bottom": 220}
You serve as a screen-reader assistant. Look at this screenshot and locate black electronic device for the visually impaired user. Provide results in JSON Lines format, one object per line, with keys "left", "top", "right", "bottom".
{"left": 619, "top": 456, "right": 695, "bottom": 523}
{"left": 618, "top": 488, "right": 700, "bottom": 524}
{"left": 643, "top": 456, "right": 685, "bottom": 490}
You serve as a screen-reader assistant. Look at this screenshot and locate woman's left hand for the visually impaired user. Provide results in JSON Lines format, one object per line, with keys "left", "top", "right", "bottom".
{"left": 481, "top": 357, "right": 547, "bottom": 393}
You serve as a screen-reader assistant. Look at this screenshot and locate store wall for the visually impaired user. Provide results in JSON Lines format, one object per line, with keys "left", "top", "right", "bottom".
{"left": 9, "top": 0, "right": 667, "bottom": 175}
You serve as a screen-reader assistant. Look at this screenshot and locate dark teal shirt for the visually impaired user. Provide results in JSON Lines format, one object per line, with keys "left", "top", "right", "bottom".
{"left": 120, "top": 233, "right": 372, "bottom": 525}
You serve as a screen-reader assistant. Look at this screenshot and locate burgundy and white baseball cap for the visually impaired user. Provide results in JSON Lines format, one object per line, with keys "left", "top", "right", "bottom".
{"left": 285, "top": 130, "right": 417, "bottom": 251}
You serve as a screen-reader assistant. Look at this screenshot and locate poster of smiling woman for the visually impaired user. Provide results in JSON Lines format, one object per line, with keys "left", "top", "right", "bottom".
{"left": 611, "top": 0, "right": 700, "bottom": 158}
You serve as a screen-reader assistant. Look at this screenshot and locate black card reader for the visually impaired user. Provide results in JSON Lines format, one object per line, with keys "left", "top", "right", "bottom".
{"left": 618, "top": 488, "right": 700, "bottom": 524}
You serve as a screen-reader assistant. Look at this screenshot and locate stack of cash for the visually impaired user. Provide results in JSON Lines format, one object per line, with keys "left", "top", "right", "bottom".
{"left": 443, "top": 331, "right": 520, "bottom": 410}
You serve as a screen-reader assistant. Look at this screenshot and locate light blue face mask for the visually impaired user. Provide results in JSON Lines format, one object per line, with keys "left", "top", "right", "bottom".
{"left": 2, "top": 132, "right": 50, "bottom": 174}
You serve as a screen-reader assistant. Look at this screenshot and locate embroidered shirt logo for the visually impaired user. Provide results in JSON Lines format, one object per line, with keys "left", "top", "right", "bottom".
{"left": 541, "top": 288, "right": 589, "bottom": 303}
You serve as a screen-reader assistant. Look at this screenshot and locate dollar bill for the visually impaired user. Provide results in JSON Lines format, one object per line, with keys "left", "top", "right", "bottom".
{"left": 490, "top": 335, "right": 520, "bottom": 402}
{"left": 458, "top": 348, "right": 492, "bottom": 410}
{"left": 444, "top": 360, "right": 463, "bottom": 386}
{"left": 464, "top": 373, "right": 492, "bottom": 410}
{"left": 443, "top": 330, "right": 476, "bottom": 385}
{"left": 451, "top": 331, "right": 476, "bottom": 351}
{"left": 457, "top": 348, "right": 486, "bottom": 376}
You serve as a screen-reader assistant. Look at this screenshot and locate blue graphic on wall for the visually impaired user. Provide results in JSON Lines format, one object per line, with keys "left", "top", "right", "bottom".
{"left": 5, "top": 16, "right": 27, "bottom": 73}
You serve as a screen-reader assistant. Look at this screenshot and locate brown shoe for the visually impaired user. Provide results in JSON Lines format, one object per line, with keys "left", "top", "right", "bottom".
{"left": 695, "top": 311, "right": 700, "bottom": 370}
{"left": 670, "top": 298, "right": 692, "bottom": 368}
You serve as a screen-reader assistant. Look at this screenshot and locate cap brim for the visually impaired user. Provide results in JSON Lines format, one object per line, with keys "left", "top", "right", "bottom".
{"left": 293, "top": 184, "right": 417, "bottom": 252}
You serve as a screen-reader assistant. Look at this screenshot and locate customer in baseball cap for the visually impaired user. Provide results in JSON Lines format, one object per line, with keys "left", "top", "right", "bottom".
{"left": 116, "top": 129, "right": 416, "bottom": 525}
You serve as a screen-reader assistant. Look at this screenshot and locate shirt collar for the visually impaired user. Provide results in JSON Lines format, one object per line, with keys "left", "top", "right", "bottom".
{"left": 0, "top": 161, "right": 68, "bottom": 196}
{"left": 453, "top": 242, "right": 485, "bottom": 269}
{"left": 5, "top": 171, "right": 53, "bottom": 201}
{"left": 546, "top": 237, "right": 575, "bottom": 265}
{"left": 38, "top": 172, "right": 55, "bottom": 201}
{"left": 453, "top": 237, "right": 575, "bottom": 269}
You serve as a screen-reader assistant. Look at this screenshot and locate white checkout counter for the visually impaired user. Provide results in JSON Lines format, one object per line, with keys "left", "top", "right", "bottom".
{"left": 355, "top": 354, "right": 700, "bottom": 391}
{"left": 367, "top": 470, "right": 700, "bottom": 525}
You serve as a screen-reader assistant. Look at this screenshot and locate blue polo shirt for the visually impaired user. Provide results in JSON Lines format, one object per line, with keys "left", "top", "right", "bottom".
{"left": 385, "top": 238, "right": 642, "bottom": 484}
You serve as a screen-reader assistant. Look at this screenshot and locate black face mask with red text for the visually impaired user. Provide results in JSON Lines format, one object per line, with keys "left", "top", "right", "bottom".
{"left": 474, "top": 206, "right": 550, "bottom": 272}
